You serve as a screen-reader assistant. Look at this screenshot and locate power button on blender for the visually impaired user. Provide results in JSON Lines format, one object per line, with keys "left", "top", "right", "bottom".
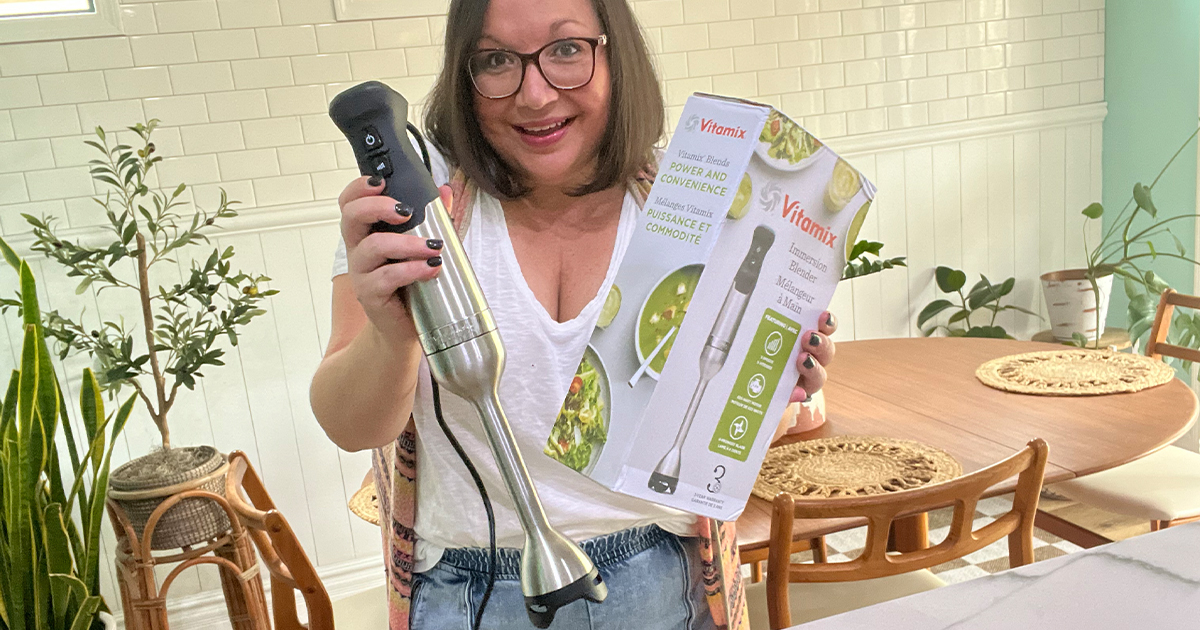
{"left": 362, "top": 126, "right": 384, "bottom": 153}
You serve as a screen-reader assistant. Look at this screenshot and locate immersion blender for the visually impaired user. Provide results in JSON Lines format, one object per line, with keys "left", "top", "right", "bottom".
{"left": 329, "top": 81, "right": 606, "bottom": 628}
{"left": 649, "top": 225, "right": 776, "bottom": 495}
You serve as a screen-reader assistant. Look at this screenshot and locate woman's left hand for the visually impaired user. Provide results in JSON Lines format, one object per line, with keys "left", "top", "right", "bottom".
{"left": 789, "top": 311, "right": 837, "bottom": 403}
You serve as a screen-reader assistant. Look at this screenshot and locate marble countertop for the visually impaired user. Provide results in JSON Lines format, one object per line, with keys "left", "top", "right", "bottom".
{"left": 795, "top": 522, "right": 1200, "bottom": 629}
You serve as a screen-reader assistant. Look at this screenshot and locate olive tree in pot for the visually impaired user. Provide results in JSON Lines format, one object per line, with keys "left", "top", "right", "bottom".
{"left": 14, "top": 120, "right": 275, "bottom": 550}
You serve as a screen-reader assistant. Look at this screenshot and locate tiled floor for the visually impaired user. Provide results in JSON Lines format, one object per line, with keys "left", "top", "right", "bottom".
{"left": 767, "top": 492, "right": 1151, "bottom": 585}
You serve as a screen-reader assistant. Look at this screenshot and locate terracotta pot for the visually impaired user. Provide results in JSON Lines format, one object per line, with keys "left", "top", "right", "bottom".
{"left": 1040, "top": 269, "right": 1113, "bottom": 342}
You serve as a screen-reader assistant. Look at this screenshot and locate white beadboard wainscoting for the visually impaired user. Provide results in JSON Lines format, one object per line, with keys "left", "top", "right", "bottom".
{"left": 0, "top": 101, "right": 1104, "bottom": 628}
{"left": 826, "top": 101, "right": 1106, "bottom": 342}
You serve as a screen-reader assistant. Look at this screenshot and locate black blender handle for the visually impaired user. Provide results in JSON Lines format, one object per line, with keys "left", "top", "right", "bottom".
{"left": 328, "top": 81, "right": 440, "bottom": 233}
{"left": 733, "top": 225, "right": 776, "bottom": 293}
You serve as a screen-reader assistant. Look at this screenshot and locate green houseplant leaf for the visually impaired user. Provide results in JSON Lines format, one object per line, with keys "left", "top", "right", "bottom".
{"left": 935, "top": 266, "right": 966, "bottom": 293}
{"left": 916, "top": 300, "right": 955, "bottom": 329}
{"left": 964, "top": 325, "right": 1011, "bottom": 339}
{"left": 1132, "top": 182, "right": 1157, "bottom": 217}
{"left": 1082, "top": 202, "right": 1104, "bottom": 218}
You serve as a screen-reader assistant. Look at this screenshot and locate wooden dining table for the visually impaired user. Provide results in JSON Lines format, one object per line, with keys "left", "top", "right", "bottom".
{"left": 734, "top": 337, "right": 1200, "bottom": 560}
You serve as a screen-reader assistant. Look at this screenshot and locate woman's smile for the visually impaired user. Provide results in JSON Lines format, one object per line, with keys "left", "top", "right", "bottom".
{"left": 514, "top": 116, "right": 576, "bottom": 147}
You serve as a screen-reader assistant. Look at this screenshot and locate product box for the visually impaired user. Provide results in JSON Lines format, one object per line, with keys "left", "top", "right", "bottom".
{"left": 542, "top": 94, "right": 876, "bottom": 520}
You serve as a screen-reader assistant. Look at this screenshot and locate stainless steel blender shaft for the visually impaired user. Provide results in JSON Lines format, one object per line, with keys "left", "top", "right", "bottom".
{"left": 329, "top": 81, "right": 606, "bottom": 628}
{"left": 412, "top": 196, "right": 605, "bottom": 604}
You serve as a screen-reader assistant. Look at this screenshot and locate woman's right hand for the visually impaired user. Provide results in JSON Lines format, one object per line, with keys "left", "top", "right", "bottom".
{"left": 339, "top": 176, "right": 450, "bottom": 344}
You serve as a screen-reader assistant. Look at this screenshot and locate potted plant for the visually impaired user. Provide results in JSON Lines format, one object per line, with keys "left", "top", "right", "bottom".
{"left": 0, "top": 242, "right": 134, "bottom": 630}
{"left": 16, "top": 120, "right": 275, "bottom": 550}
{"left": 1050, "top": 127, "right": 1200, "bottom": 347}
{"left": 917, "top": 266, "right": 1040, "bottom": 339}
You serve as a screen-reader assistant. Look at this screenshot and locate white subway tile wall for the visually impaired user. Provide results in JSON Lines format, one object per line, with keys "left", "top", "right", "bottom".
{"left": 0, "top": 0, "right": 1105, "bottom": 226}
{"left": 0, "top": 0, "right": 1107, "bottom": 620}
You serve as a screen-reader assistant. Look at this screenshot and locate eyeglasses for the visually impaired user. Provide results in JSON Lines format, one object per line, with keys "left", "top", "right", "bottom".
{"left": 468, "top": 35, "right": 607, "bottom": 99}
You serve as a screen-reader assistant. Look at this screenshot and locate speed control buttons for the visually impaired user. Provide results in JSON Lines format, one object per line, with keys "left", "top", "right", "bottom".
{"left": 362, "top": 126, "right": 383, "bottom": 153}
{"left": 361, "top": 126, "right": 392, "bottom": 178}
{"left": 368, "top": 154, "right": 393, "bottom": 178}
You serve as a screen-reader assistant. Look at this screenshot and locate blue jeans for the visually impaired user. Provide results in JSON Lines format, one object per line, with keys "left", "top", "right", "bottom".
{"left": 410, "top": 526, "right": 718, "bottom": 630}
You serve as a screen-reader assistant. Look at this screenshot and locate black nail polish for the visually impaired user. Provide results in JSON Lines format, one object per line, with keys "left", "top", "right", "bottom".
{"left": 810, "top": 332, "right": 821, "bottom": 346}
{"left": 368, "top": 175, "right": 383, "bottom": 187}
{"left": 427, "top": 239, "right": 443, "bottom": 250}
{"left": 427, "top": 256, "right": 442, "bottom": 267}
{"left": 396, "top": 203, "right": 412, "bottom": 217}
{"left": 826, "top": 313, "right": 835, "bottom": 327}
{"left": 803, "top": 355, "right": 816, "bottom": 369}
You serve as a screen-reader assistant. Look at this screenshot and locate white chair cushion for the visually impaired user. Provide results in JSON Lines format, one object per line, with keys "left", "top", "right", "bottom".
{"left": 745, "top": 570, "right": 946, "bottom": 629}
{"left": 331, "top": 585, "right": 388, "bottom": 628}
{"left": 1051, "top": 446, "right": 1200, "bottom": 522}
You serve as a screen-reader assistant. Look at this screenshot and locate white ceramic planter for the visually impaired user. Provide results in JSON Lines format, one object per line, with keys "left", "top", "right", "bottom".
{"left": 99, "top": 612, "right": 116, "bottom": 630}
{"left": 782, "top": 389, "right": 826, "bottom": 435}
{"left": 1040, "top": 269, "right": 1114, "bottom": 342}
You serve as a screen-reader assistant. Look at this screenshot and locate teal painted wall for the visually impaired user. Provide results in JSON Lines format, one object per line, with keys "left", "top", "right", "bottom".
{"left": 1103, "top": 0, "right": 1199, "bottom": 326}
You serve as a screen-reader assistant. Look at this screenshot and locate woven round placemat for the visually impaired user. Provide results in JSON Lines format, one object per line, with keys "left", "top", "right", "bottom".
{"left": 349, "top": 482, "right": 380, "bottom": 526}
{"left": 975, "top": 349, "right": 1174, "bottom": 396}
{"left": 752, "top": 436, "right": 963, "bottom": 500}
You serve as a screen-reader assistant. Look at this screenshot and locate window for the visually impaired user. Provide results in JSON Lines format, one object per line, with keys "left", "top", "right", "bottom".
{"left": 0, "top": 0, "right": 120, "bottom": 44}
{"left": 0, "top": 0, "right": 93, "bottom": 19}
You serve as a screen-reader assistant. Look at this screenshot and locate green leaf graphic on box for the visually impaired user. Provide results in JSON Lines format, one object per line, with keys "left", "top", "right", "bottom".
{"left": 709, "top": 309, "right": 800, "bottom": 462}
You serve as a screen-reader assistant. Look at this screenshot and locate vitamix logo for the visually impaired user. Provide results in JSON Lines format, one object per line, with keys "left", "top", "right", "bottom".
{"left": 698, "top": 118, "right": 747, "bottom": 139}
{"left": 758, "top": 182, "right": 837, "bottom": 249}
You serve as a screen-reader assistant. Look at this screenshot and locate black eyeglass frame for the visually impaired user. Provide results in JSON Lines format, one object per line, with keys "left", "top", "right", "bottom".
{"left": 468, "top": 34, "right": 608, "bottom": 100}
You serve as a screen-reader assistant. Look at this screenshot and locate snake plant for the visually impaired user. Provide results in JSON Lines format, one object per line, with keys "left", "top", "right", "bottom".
{"left": 0, "top": 238, "right": 136, "bottom": 630}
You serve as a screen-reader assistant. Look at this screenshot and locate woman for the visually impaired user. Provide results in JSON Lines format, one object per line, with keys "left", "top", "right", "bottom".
{"left": 310, "top": 0, "right": 837, "bottom": 627}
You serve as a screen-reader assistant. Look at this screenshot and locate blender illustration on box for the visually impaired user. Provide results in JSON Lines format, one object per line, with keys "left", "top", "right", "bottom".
{"left": 542, "top": 94, "right": 876, "bottom": 520}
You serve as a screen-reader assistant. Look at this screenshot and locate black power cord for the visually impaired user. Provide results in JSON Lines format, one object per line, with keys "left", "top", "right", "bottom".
{"left": 406, "top": 122, "right": 498, "bottom": 630}
{"left": 429, "top": 380, "right": 497, "bottom": 630}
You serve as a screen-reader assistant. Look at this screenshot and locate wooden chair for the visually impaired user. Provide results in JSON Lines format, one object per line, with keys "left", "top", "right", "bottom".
{"left": 746, "top": 438, "right": 1048, "bottom": 630}
{"left": 225, "top": 451, "right": 387, "bottom": 629}
{"left": 1043, "top": 289, "right": 1200, "bottom": 546}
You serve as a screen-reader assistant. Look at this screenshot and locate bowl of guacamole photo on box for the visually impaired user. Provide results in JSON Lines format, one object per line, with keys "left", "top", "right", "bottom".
{"left": 634, "top": 263, "right": 705, "bottom": 381}
{"left": 544, "top": 345, "right": 611, "bottom": 474}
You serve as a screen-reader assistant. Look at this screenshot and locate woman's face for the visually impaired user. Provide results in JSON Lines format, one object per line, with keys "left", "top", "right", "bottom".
{"left": 474, "top": 0, "right": 611, "bottom": 192}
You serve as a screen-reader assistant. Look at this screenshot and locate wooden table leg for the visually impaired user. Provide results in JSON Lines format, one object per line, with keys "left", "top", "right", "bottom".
{"left": 810, "top": 537, "right": 828, "bottom": 562}
{"left": 890, "top": 513, "right": 930, "bottom": 552}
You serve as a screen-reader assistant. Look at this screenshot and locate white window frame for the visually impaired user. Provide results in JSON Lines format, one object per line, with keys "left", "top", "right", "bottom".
{"left": 334, "top": 0, "right": 448, "bottom": 21}
{"left": 0, "top": 0, "right": 121, "bottom": 44}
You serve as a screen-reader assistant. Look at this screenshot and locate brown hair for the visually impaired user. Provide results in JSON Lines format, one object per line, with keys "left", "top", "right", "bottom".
{"left": 424, "top": 0, "right": 664, "bottom": 199}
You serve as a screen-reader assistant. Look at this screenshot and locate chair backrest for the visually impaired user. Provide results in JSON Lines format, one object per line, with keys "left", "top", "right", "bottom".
{"left": 764, "top": 438, "right": 1048, "bottom": 629}
{"left": 225, "top": 451, "right": 334, "bottom": 630}
{"left": 1145, "top": 289, "right": 1200, "bottom": 363}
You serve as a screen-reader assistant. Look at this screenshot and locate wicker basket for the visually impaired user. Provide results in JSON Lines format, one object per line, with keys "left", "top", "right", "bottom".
{"left": 109, "top": 445, "right": 231, "bottom": 550}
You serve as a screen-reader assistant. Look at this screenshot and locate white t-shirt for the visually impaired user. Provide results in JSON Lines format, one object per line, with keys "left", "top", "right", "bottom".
{"left": 331, "top": 147, "right": 696, "bottom": 571}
